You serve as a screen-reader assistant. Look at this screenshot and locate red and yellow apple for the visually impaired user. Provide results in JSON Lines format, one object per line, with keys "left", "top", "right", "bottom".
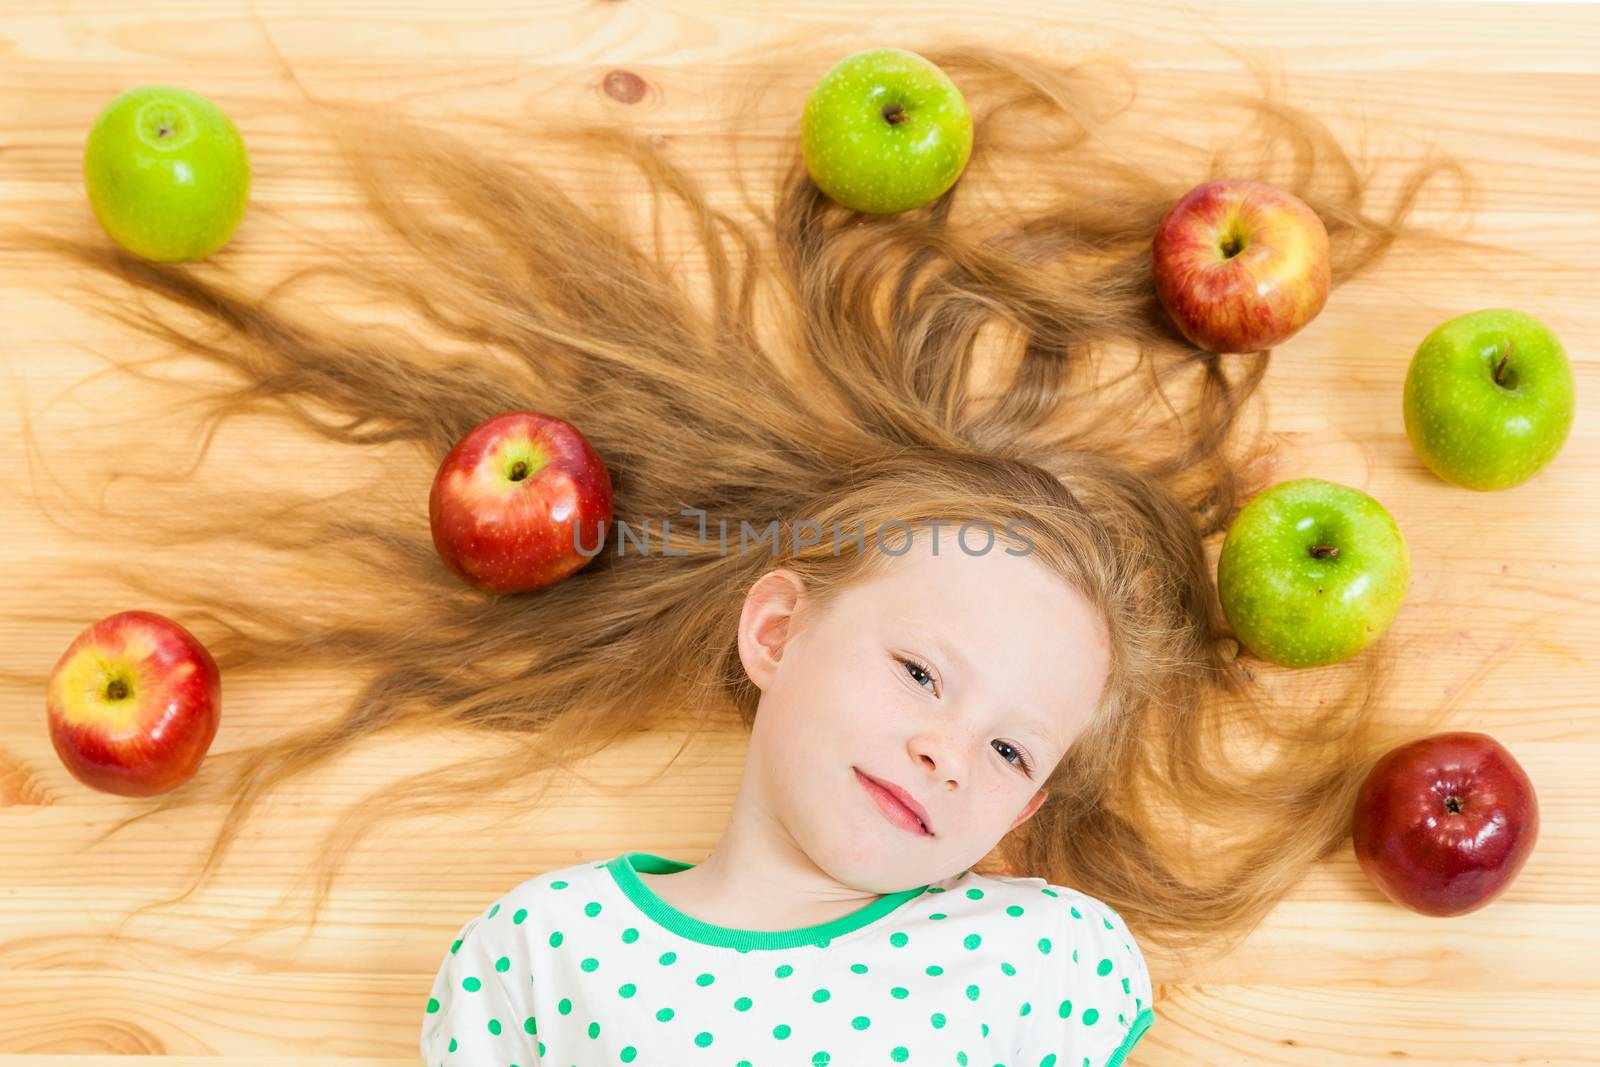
{"left": 1151, "top": 178, "right": 1331, "bottom": 353}
{"left": 1351, "top": 731, "right": 1539, "bottom": 916}
{"left": 46, "top": 610, "right": 222, "bottom": 797}
{"left": 428, "top": 411, "right": 614, "bottom": 594}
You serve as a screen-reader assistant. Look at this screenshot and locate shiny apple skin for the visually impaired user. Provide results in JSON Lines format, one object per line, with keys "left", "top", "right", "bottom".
{"left": 429, "top": 411, "right": 614, "bottom": 594}
{"left": 1152, "top": 178, "right": 1331, "bottom": 353}
{"left": 1351, "top": 731, "right": 1539, "bottom": 917}
{"left": 45, "top": 609, "right": 222, "bottom": 797}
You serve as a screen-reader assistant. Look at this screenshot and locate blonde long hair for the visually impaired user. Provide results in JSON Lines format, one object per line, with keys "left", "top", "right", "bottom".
{"left": 12, "top": 42, "right": 1484, "bottom": 973}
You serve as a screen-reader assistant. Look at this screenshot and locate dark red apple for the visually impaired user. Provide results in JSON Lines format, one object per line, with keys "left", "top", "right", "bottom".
{"left": 428, "top": 411, "right": 614, "bottom": 594}
{"left": 1351, "top": 731, "right": 1539, "bottom": 916}
{"left": 46, "top": 609, "right": 221, "bottom": 797}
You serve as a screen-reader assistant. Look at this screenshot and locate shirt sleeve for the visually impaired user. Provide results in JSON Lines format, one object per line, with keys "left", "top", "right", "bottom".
{"left": 419, "top": 896, "right": 541, "bottom": 1066}
{"left": 1017, "top": 889, "right": 1157, "bottom": 1067}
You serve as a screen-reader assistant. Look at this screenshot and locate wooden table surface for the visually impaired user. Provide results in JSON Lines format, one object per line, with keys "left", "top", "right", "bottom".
{"left": 2, "top": 1, "right": 1597, "bottom": 1063}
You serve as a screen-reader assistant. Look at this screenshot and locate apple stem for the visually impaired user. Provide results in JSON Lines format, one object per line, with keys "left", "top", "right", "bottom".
{"left": 1493, "top": 348, "right": 1511, "bottom": 387}
{"left": 881, "top": 104, "right": 908, "bottom": 126}
{"left": 1309, "top": 544, "right": 1340, "bottom": 559}
{"left": 1445, "top": 796, "right": 1463, "bottom": 814}
{"left": 106, "top": 678, "right": 129, "bottom": 700}
{"left": 510, "top": 460, "right": 529, "bottom": 481}
{"left": 1220, "top": 234, "right": 1244, "bottom": 258}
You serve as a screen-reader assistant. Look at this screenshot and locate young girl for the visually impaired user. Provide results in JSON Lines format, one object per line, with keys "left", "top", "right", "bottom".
{"left": 18, "top": 40, "right": 1472, "bottom": 1067}
{"left": 422, "top": 522, "right": 1157, "bottom": 1064}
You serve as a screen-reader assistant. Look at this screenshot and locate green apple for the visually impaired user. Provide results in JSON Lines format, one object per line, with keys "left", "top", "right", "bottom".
{"left": 1402, "top": 308, "right": 1576, "bottom": 490}
{"left": 800, "top": 48, "right": 973, "bottom": 214}
{"left": 83, "top": 85, "right": 251, "bottom": 262}
{"left": 1217, "top": 478, "right": 1410, "bottom": 669}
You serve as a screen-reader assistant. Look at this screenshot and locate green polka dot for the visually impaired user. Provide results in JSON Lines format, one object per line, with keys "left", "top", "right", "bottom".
{"left": 1083, "top": 1007, "right": 1100, "bottom": 1025}
{"left": 694, "top": 1031, "right": 713, "bottom": 1047}
{"left": 811, "top": 1053, "right": 830, "bottom": 1066}
{"left": 548, "top": 931, "right": 564, "bottom": 948}
{"left": 963, "top": 933, "right": 982, "bottom": 950}
{"left": 1097, "top": 957, "right": 1114, "bottom": 976}
{"left": 775, "top": 964, "right": 793, "bottom": 978}
{"left": 1001, "top": 961, "right": 1016, "bottom": 976}
{"left": 558, "top": 997, "right": 572, "bottom": 1015}
{"left": 581, "top": 957, "right": 599, "bottom": 973}
{"left": 618, "top": 983, "right": 636, "bottom": 998}
{"left": 930, "top": 1011, "right": 946, "bottom": 1028}
{"left": 621, "top": 927, "right": 639, "bottom": 943}
{"left": 891, "top": 1049, "right": 909, "bottom": 1063}
{"left": 890, "top": 986, "right": 908, "bottom": 999}
{"left": 929, "top": 912, "right": 947, "bottom": 920}
{"left": 1042, "top": 887, "right": 1059, "bottom": 897}
{"left": 734, "top": 996, "right": 752, "bottom": 1011}
{"left": 655, "top": 1007, "right": 674, "bottom": 1022}
{"left": 956, "top": 1053, "right": 965, "bottom": 1065}
{"left": 495, "top": 956, "right": 511, "bottom": 973}
{"left": 462, "top": 976, "right": 481, "bottom": 993}
{"left": 964, "top": 983, "right": 980, "bottom": 1001}
{"left": 487, "top": 1018, "right": 501, "bottom": 1035}
{"left": 925, "top": 964, "right": 944, "bottom": 976}
{"left": 523, "top": 1016, "right": 537, "bottom": 1034}
{"left": 551, "top": 880, "right": 568, "bottom": 889}
{"left": 513, "top": 908, "right": 527, "bottom": 924}
{"left": 587, "top": 1020, "right": 600, "bottom": 1038}
{"left": 851, "top": 1015, "right": 871, "bottom": 1030}
{"left": 773, "top": 1023, "right": 791, "bottom": 1039}
{"left": 850, "top": 963, "right": 868, "bottom": 974}
{"left": 659, "top": 951, "right": 677, "bottom": 965}
{"left": 695, "top": 972, "right": 715, "bottom": 987}
{"left": 583, "top": 901, "right": 602, "bottom": 917}
{"left": 487, "top": 904, "right": 500, "bottom": 918}
{"left": 1038, "top": 937, "right": 1053, "bottom": 954}
{"left": 811, "top": 988, "right": 830, "bottom": 1003}
{"left": 1020, "top": 1001, "right": 1032, "bottom": 1017}
{"left": 1070, "top": 905, "right": 1082, "bottom": 919}
{"left": 966, "top": 888, "right": 984, "bottom": 900}
{"left": 1042, "top": 1056, "right": 1057, "bottom": 1067}
{"left": 1058, "top": 999, "right": 1073, "bottom": 1018}
{"left": 450, "top": 939, "right": 462, "bottom": 955}
{"left": 1006, "top": 904, "right": 1024, "bottom": 917}
{"left": 889, "top": 931, "right": 909, "bottom": 947}
{"left": 425, "top": 997, "right": 439, "bottom": 1013}
{"left": 621, "top": 1048, "right": 636, "bottom": 1062}
{"left": 448, "top": 1039, "right": 457, "bottom": 1052}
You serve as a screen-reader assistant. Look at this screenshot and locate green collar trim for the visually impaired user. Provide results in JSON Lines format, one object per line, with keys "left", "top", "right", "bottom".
{"left": 604, "top": 851, "right": 932, "bottom": 951}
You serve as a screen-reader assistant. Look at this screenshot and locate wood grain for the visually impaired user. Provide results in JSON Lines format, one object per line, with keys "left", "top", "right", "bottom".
{"left": 2, "top": 1, "right": 1597, "bottom": 1063}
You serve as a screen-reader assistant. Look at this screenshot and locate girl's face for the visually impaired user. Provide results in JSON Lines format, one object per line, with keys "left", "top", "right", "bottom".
{"left": 738, "top": 533, "right": 1112, "bottom": 894}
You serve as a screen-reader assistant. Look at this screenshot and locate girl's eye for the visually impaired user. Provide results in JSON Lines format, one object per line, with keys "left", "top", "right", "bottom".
{"left": 900, "top": 656, "right": 938, "bottom": 694}
{"left": 899, "top": 655, "right": 1035, "bottom": 776}
{"left": 993, "top": 739, "right": 1035, "bottom": 775}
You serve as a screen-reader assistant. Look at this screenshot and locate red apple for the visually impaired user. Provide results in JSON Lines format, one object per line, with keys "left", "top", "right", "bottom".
{"left": 46, "top": 610, "right": 221, "bottom": 797}
{"left": 1151, "top": 178, "right": 1331, "bottom": 353}
{"left": 1351, "top": 731, "right": 1539, "bottom": 917}
{"left": 428, "top": 411, "right": 614, "bottom": 594}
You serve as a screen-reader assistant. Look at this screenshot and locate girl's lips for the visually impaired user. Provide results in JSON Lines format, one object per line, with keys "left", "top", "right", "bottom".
{"left": 856, "top": 767, "right": 933, "bottom": 836}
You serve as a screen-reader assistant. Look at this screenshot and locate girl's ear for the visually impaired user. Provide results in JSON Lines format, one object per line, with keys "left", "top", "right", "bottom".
{"left": 737, "top": 568, "right": 805, "bottom": 692}
{"left": 1010, "top": 786, "right": 1051, "bottom": 831}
